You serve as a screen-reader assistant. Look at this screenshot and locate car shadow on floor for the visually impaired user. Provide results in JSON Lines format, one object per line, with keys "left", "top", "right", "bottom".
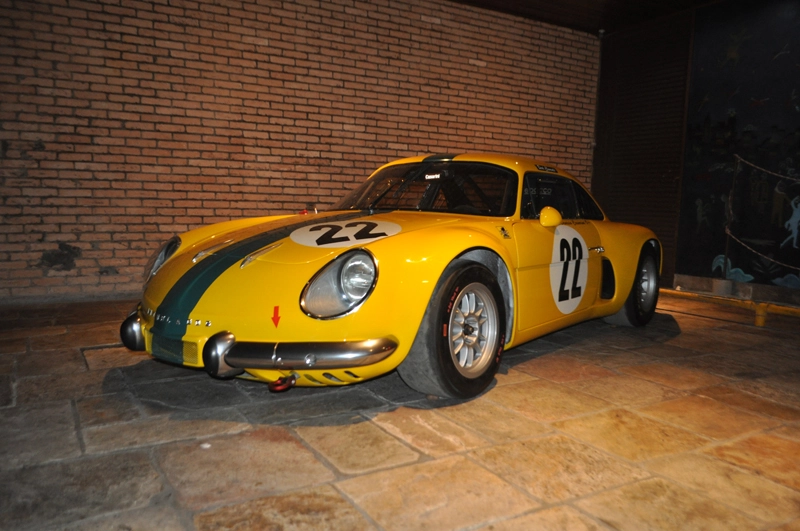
{"left": 100, "top": 313, "right": 685, "bottom": 429}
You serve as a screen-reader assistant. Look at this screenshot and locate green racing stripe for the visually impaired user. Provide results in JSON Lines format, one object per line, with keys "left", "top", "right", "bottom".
{"left": 150, "top": 211, "right": 366, "bottom": 340}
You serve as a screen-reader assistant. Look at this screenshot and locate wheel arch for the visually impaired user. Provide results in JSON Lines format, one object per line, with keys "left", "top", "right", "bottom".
{"left": 646, "top": 238, "right": 663, "bottom": 274}
{"left": 454, "top": 247, "right": 514, "bottom": 345}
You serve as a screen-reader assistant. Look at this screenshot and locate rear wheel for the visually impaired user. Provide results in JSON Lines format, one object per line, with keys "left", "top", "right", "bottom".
{"left": 398, "top": 262, "right": 505, "bottom": 398}
{"left": 605, "top": 246, "right": 659, "bottom": 327}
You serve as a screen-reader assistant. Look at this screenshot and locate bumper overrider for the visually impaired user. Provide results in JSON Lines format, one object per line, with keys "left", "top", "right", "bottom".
{"left": 120, "top": 309, "right": 398, "bottom": 389}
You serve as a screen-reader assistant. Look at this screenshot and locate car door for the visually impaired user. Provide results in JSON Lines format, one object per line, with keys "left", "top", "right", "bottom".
{"left": 512, "top": 172, "right": 603, "bottom": 333}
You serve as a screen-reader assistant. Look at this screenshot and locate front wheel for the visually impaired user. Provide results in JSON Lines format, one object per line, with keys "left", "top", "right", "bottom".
{"left": 605, "top": 246, "right": 659, "bottom": 327}
{"left": 398, "top": 262, "right": 506, "bottom": 398}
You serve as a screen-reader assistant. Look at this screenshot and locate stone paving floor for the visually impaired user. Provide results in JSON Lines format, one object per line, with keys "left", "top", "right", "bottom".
{"left": 1, "top": 293, "right": 800, "bottom": 530}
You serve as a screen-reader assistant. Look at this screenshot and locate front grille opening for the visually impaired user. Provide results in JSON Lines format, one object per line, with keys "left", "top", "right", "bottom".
{"left": 344, "top": 370, "right": 362, "bottom": 380}
{"left": 183, "top": 342, "right": 198, "bottom": 365}
{"left": 304, "top": 374, "right": 323, "bottom": 385}
{"left": 152, "top": 335, "right": 184, "bottom": 364}
{"left": 323, "top": 372, "right": 343, "bottom": 383}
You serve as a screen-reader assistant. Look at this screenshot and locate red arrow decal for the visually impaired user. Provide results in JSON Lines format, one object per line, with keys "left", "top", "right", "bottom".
{"left": 271, "top": 306, "right": 281, "bottom": 327}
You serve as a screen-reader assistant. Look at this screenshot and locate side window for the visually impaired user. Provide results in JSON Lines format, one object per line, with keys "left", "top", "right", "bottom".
{"left": 522, "top": 173, "right": 578, "bottom": 219}
{"left": 572, "top": 182, "right": 605, "bottom": 220}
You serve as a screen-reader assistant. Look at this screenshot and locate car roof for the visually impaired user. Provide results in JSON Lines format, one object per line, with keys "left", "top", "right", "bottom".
{"left": 376, "top": 153, "right": 578, "bottom": 182}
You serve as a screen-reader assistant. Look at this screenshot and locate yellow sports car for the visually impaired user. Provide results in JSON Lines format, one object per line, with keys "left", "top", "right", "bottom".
{"left": 121, "top": 154, "right": 660, "bottom": 398}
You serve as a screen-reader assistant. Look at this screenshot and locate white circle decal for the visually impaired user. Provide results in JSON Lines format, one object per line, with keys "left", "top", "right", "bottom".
{"left": 290, "top": 220, "right": 401, "bottom": 248}
{"left": 549, "top": 225, "right": 588, "bottom": 314}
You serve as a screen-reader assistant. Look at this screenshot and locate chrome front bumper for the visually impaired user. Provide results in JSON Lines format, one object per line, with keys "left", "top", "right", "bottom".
{"left": 120, "top": 310, "right": 397, "bottom": 379}
{"left": 203, "top": 331, "right": 398, "bottom": 378}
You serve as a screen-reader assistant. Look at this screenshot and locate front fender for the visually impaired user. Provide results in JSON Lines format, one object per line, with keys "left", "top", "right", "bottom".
{"left": 594, "top": 221, "right": 660, "bottom": 312}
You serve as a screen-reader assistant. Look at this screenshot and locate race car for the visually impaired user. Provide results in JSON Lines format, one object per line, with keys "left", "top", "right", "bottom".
{"left": 121, "top": 153, "right": 660, "bottom": 398}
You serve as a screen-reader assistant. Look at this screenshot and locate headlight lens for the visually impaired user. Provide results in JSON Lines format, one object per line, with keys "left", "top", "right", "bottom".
{"left": 144, "top": 236, "right": 181, "bottom": 283}
{"left": 301, "top": 250, "right": 377, "bottom": 318}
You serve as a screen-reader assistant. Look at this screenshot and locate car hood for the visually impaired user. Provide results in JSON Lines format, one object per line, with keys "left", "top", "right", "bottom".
{"left": 143, "top": 210, "right": 466, "bottom": 341}
{"left": 181, "top": 210, "right": 463, "bottom": 266}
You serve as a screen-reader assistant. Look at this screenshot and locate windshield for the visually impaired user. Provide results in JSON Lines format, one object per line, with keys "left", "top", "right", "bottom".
{"left": 334, "top": 161, "right": 519, "bottom": 217}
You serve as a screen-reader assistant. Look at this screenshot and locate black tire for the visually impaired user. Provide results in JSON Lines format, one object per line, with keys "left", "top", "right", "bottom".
{"left": 397, "top": 261, "right": 506, "bottom": 398}
{"left": 604, "top": 246, "right": 659, "bottom": 327}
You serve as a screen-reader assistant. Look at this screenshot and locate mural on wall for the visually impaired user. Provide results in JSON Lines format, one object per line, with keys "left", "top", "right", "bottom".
{"left": 677, "top": 0, "right": 800, "bottom": 288}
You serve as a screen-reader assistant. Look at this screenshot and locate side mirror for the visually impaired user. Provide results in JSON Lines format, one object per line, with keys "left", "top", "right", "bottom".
{"left": 539, "top": 206, "right": 562, "bottom": 227}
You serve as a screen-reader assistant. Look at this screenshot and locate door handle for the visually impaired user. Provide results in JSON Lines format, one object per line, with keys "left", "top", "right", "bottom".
{"left": 589, "top": 246, "right": 604, "bottom": 253}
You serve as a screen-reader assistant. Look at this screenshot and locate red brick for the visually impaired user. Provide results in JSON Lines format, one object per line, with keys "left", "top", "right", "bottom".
{"left": 1, "top": 0, "right": 598, "bottom": 302}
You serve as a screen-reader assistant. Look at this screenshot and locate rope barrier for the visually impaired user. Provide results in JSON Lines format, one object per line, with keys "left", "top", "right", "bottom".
{"left": 734, "top": 154, "right": 800, "bottom": 183}
{"left": 724, "top": 227, "right": 800, "bottom": 271}
{"left": 723, "top": 154, "right": 800, "bottom": 273}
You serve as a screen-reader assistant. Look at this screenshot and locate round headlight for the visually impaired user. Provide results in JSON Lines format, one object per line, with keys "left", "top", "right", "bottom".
{"left": 340, "top": 254, "right": 376, "bottom": 302}
{"left": 301, "top": 250, "right": 377, "bottom": 319}
{"left": 144, "top": 235, "right": 181, "bottom": 283}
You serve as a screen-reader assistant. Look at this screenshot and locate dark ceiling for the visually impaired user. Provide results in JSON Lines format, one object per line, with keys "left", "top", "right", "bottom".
{"left": 451, "top": 0, "right": 714, "bottom": 35}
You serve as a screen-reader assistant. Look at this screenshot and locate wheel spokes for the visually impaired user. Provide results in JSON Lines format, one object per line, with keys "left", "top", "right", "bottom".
{"left": 448, "top": 282, "right": 499, "bottom": 376}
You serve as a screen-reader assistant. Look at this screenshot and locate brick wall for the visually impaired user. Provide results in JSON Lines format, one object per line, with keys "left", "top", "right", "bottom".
{"left": 0, "top": 0, "right": 599, "bottom": 302}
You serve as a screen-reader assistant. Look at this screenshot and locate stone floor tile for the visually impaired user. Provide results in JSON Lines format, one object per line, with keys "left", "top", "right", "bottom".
{"left": 0, "top": 325, "right": 66, "bottom": 342}
{"left": 369, "top": 406, "right": 488, "bottom": 458}
{"left": 771, "top": 518, "right": 800, "bottom": 531}
{"left": 554, "top": 409, "right": 708, "bottom": 461}
{"left": 703, "top": 327, "right": 774, "bottom": 348}
{"left": 661, "top": 331, "right": 747, "bottom": 354}
{"left": 0, "top": 401, "right": 81, "bottom": 469}
{"left": 696, "top": 385, "right": 800, "bottom": 421}
{"left": 30, "top": 322, "right": 121, "bottom": 351}
{"left": 706, "top": 434, "right": 800, "bottom": 490}
{"left": 470, "top": 434, "right": 649, "bottom": 503}
{"left": 478, "top": 505, "right": 608, "bottom": 531}
{"left": 0, "top": 354, "right": 13, "bottom": 375}
{"left": 357, "top": 371, "right": 428, "bottom": 404}
{"left": 730, "top": 379, "right": 800, "bottom": 409}
{"left": 565, "top": 374, "right": 685, "bottom": 407}
{"left": 506, "top": 338, "right": 562, "bottom": 357}
{"left": 562, "top": 349, "right": 654, "bottom": 369}
{"left": 83, "top": 346, "right": 151, "bottom": 371}
{"left": 754, "top": 351, "right": 800, "bottom": 373}
{"left": 76, "top": 392, "right": 142, "bottom": 427}
{"left": 638, "top": 395, "right": 780, "bottom": 439}
{"left": 133, "top": 377, "right": 253, "bottom": 412}
{"left": 652, "top": 313, "right": 720, "bottom": 331}
{"left": 486, "top": 380, "right": 611, "bottom": 422}
{"left": 156, "top": 427, "right": 335, "bottom": 510}
{"left": 436, "top": 396, "right": 551, "bottom": 443}
{"left": 647, "top": 453, "right": 800, "bottom": 524}
{"left": 53, "top": 300, "right": 136, "bottom": 326}
{"left": 770, "top": 424, "right": 800, "bottom": 441}
{"left": 195, "top": 484, "right": 373, "bottom": 531}
{"left": 672, "top": 353, "right": 777, "bottom": 379}
{"left": 240, "top": 387, "right": 387, "bottom": 424}
{"left": 633, "top": 343, "right": 705, "bottom": 359}
{"left": 338, "top": 455, "right": 537, "bottom": 531}
{"left": 593, "top": 329, "right": 659, "bottom": 349}
{"left": 0, "top": 452, "right": 163, "bottom": 531}
{"left": 294, "top": 415, "right": 419, "bottom": 475}
{"left": 619, "top": 362, "right": 727, "bottom": 390}
{"left": 62, "top": 505, "right": 186, "bottom": 531}
{"left": 514, "top": 355, "right": 616, "bottom": 382}
{"left": 16, "top": 348, "right": 87, "bottom": 377}
{"left": 760, "top": 371, "right": 800, "bottom": 393}
{"left": 83, "top": 409, "right": 250, "bottom": 453}
{"left": 118, "top": 357, "right": 206, "bottom": 384}
{"left": 0, "top": 337, "right": 26, "bottom": 355}
{"left": 16, "top": 369, "right": 126, "bottom": 404}
{"left": 576, "top": 477, "right": 762, "bottom": 531}
{"left": 0, "top": 375, "right": 12, "bottom": 407}
{"left": 236, "top": 379, "right": 342, "bottom": 403}
{"left": 493, "top": 366, "right": 536, "bottom": 387}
